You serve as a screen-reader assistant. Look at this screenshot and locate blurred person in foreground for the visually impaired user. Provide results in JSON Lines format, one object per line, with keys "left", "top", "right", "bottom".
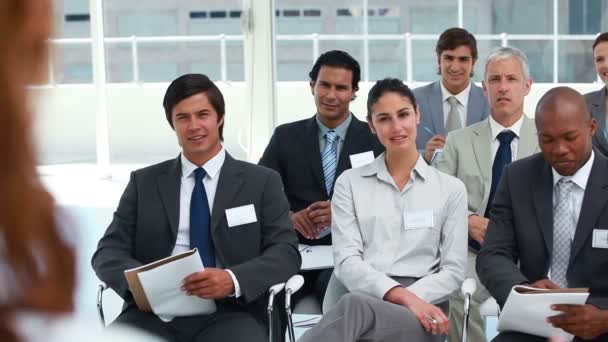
{"left": 0, "top": 1, "right": 159, "bottom": 341}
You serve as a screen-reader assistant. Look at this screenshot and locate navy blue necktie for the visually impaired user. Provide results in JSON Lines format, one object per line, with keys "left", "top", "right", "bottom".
{"left": 190, "top": 167, "right": 216, "bottom": 267}
{"left": 471, "top": 130, "right": 516, "bottom": 252}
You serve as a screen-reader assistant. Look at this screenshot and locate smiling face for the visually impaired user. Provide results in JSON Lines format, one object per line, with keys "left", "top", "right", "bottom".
{"left": 310, "top": 66, "right": 355, "bottom": 127}
{"left": 594, "top": 41, "right": 608, "bottom": 87}
{"left": 439, "top": 45, "right": 476, "bottom": 94}
{"left": 483, "top": 57, "right": 532, "bottom": 120}
{"left": 368, "top": 92, "right": 419, "bottom": 154}
{"left": 171, "top": 92, "right": 223, "bottom": 166}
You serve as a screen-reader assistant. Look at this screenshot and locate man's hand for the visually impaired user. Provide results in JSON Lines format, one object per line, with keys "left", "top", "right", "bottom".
{"left": 182, "top": 268, "right": 235, "bottom": 299}
{"left": 383, "top": 286, "right": 449, "bottom": 335}
{"left": 290, "top": 209, "right": 316, "bottom": 239}
{"left": 424, "top": 135, "right": 446, "bottom": 163}
{"left": 308, "top": 200, "right": 331, "bottom": 230}
{"left": 548, "top": 304, "right": 608, "bottom": 339}
{"left": 530, "top": 279, "right": 560, "bottom": 290}
{"left": 468, "top": 215, "right": 489, "bottom": 244}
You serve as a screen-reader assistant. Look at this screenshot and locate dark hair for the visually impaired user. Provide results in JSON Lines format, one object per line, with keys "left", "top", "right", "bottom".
{"left": 367, "top": 78, "right": 417, "bottom": 120}
{"left": 162, "top": 73, "right": 225, "bottom": 140}
{"left": 436, "top": 27, "right": 478, "bottom": 76}
{"left": 593, "top": 32, "right": 608, "bottom": 50}
{"left": 309, "top": 50, "right": 361, "bottom": 91}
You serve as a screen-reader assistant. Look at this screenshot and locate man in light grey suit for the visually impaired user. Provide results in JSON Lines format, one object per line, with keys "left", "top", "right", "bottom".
{"left": 92, "top": 74, "right": 300, "bottom": 342}
{"left": 434, "top": 46, "right": 538, "bottom": 342}
{"left": 414, "top": 27, "right": 490, "bottom": 164}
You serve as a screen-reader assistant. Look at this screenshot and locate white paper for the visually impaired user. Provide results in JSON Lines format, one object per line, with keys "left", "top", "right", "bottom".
{"left": 403, "top": 209, "right": 434, "bottom": 229}
{"left": 498, "top": 285, "right": 589, "bottom": 341}
{"left": 349, "top": 151, "right": 375, "bottom": 168}
{"left": 225, "top": 204, "right": 257, "bottom": 227}
{"left": 299, "top": 244, "right": 334, "bottom": 270}
{"left": 137, "top": 249, "right": 216, "bottom": 322}
{"left": 592, "top": 229, "right": 608, "bottom": 248}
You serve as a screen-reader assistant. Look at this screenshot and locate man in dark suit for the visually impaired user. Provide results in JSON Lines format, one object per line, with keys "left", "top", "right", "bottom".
{"left": 413, "top": 27, "right": 490, "bottom": 164}
{"left": 259, "top": 50, "right": 383, "bottom": 308}
{"left": 477, "top": 86, "right": 608, "bottom": 341}
{"left": 92, "top": 74, "right": 300, "bottom": 342}
{"left": 585, "top": 32, "right": 608, "bottom": 157}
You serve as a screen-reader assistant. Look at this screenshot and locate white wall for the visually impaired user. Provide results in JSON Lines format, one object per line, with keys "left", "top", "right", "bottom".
{"left": 32, "top": 82, "right": 605, "bottom": 165}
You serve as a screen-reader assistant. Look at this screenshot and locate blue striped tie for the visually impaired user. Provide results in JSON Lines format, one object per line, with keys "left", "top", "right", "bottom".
{"left": 322, "top": 130, "right": 338, "bottom": 195}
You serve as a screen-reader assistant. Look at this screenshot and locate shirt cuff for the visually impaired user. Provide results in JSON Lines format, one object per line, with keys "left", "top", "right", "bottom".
{"left": 226, "top": 269, "right": 242, "bottom": 298}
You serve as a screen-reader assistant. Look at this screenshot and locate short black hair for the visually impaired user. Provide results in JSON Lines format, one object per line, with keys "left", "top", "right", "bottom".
{"left": 162, "top": 74, "right": 225, "bottom": 140}
{"left": 593, "top": 32, "right": 608, "bottom": 50}
{"left": 309, "top": 50, "right": 361, "bottom": 91}
{"left": 367, "top": 78, "right": 417, "bottom": 120}
{"left": 436, "top": 27, "right": 478, "bottom": 61}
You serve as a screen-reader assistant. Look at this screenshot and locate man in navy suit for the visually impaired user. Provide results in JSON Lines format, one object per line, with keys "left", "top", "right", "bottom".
{"left": 259, "top": 50, "right": 383, "bottom": 309}
{"left": 477, "top": 87, "right": 608, "bottom": 341}
{"left": 414, "top": 27, "right": 490, "bottom": 164}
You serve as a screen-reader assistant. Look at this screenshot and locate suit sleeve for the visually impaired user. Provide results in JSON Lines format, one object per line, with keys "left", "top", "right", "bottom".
{"left": 258, "top": 129, "right": 282, "bottom": 174}
{"left": 91, "top": 171, "right": 144, "bottom": 300}
{"left": 229, "top": 171, "right": 301, "bottom": 303}
{"left": 433, "top": 131, "right": 458, "bottom": 176}
{"left": 476, "top": 165, "right": 528, "bottom": 307}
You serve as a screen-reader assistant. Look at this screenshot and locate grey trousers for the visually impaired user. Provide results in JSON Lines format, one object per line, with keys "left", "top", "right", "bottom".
{"left": 299, "top": 292, "right": 449, "bottom": 342}
{"left": 447, "top": 250, "right": 491, "bottom": 342}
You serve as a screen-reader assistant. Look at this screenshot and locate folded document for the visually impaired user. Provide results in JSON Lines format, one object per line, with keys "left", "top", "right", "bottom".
{"left": 299, "top": 244, "right": 333, "bottom": 270}
{"left": 124, "top": 248, "right": 216, "bottom": 322}
{"left": 498, "top": 285, "right": 589, "bottom": 341}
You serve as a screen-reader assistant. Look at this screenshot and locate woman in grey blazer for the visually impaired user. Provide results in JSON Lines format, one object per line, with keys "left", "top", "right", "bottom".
{"left": 299, "top": 78, "right": 467, "bottom": 342}
{"left": 585, "top": 32, "right": 608, "bottom": 156}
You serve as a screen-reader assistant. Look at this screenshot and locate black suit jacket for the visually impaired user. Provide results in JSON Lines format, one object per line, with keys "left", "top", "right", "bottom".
{"left": 477, "top": 151, "right": 608, "bottom": 341}
{"left": 258, "top": 114, "right": 384, "bottom": 245}
{"left": 586, "top": 87, "right": 608, "bottom": 157}
{"left": 92, "top": 153, "right": 301, "bottom": 328}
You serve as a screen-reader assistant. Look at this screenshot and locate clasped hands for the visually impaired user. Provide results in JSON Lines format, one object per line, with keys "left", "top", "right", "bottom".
{"left": 290, "top": 200, "right": 331, "bottom": 239}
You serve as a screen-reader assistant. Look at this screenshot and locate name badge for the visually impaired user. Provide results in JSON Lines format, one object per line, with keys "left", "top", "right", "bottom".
{"left": 403, "top": 209, "right": 434, "bottom": 230}
{"left": 225, "top": 204, "right": 257, "bottom": 228}
{"left": 349, "top": 151, "right": 375, "bottom": 168}
{"left": 592, "top": 229, "right": 608, "bottom": 249}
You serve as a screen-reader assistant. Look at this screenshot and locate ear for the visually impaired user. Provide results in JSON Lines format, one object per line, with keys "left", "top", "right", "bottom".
{"left": 523, "top": 78, "right": 533, "bottom": 96}
{"left": 482, "top": 80, "right": 488, "bottom": 97}
{"left": 367, "top": 117, "right": 376, "bottom": 134}
{"left": 310, "top": 81, "right": 315, "bottom": 95}
{"left": 415, "top": 105, "right": 421, "bottom": 125}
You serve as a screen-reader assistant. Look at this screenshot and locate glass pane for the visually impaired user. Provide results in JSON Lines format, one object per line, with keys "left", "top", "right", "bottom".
{"left": 318, "top": 40, "right": 364, "bottom": 76}
{"left": 369, "top": 40, "right": 406, "bottom": 81}
{"left": 473, "top": 40, "right": 503, "bottom": 83}
{"left": 558, "top": 0, "right": 608, "bottom": 34}
{"left": 52, "top": 44, "right": 93, "bottom": 84}
{"left": 408, "top": 4, "right": 457, "bottom": 34}
{"left": 54, "top": 0, "right": 91, "bottom": 38}
{"left": 411, "top": 40, "right": 438, "bottom": 82}
{"left": 464, "top": 0, "right": 553, "bottom": 34}
{"left": 559, "top": 40, "right": 596, "bottom": 83}
{"left": 276, "top": 41, "right": 314, "bottom": 81}
{"left": 509, "top": 40, "right": 553, "bottom": 82}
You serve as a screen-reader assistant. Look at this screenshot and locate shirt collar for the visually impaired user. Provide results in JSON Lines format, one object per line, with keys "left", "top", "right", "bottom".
{"left": 488, "top": 114, "right": 525, "bottom": 141}
{"left": 552, "top": 150, "right": 594, "bottom": 191}
{"left": 440, "top": 80, "right": 471, "bottom": 107}
{"left": 181, "top": 147, "right": 226, "bottom": 180}
{"left": 362, "top": 152, "right": 429, "bottom": 183}
{"left": 316, "top": 112, "right": 352, "bottom": 141}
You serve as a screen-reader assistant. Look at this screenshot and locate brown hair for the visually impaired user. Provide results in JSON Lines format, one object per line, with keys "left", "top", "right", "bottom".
{"left": 0, "top": 1, "right": 75, "bottom": 340}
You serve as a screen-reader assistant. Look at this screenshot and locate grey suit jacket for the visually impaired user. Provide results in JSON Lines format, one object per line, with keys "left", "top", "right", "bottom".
{"left": 585, "top": 87, "right": 608, "bottom": 157}
{"left": 92, "top": 153, "right": 301, "bottom": 321}
{"left": 414, "top": 80, "right": 490, "bottom": 151}
{"left": 477, "top": 151, "right": 608, "bottom": 318}
{"left": 433, "top": 115, "right": 539, "bottom": 216}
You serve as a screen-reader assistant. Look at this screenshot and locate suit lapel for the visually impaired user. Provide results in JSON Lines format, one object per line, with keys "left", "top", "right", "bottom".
{"left": 532, "top": 161, "right": 555, "bottom": 256}
{"left": 571, "top": 152, "right": 608, "bottom": 261}
{"left": 472, "top": 121, "right": 492, "bottom": 182}
{"left": 210, "top": 153, "right": 245, "bottom": 233}
{"left": 302, "top": 116, "right": 327, "bottom": 195}
{"left": 517, "top": 116, "right": 538, "bottom": 158}
{"left": 466, "top": 84, "right": 485, "bottom": 126}
{"left": 430, "top": 82, "right": 446, "bottom": 136}
{"left": 157, "top": 156, "right": 182, "bottom": 241}
{"left": 590, "top": 89, "right": 608, "bottom": 153}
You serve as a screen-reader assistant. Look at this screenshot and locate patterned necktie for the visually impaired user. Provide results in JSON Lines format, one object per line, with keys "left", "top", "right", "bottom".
{"left": 190, "top": 167, "right": 216, "bottom": 267}
{"left": 321, "top": 130, "right": 338, "bottom": 195}
{"left": 445, "top": 96, "right": 462, "bottom": 132}
{"left": 551, "top": 179, "right": 575, "bottom": 288}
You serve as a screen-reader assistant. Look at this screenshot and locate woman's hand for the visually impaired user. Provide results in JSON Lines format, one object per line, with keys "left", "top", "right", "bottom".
{"left": 384, "top": 286, "right": 449, "bottom": 335}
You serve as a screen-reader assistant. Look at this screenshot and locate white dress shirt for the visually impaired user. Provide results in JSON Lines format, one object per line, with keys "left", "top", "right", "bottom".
{"left": 171, "top": 148, "right": 241, "bottom": 297}
{"left": 551, "top": 151, "right": 595, "bottom": 239}
{"left": 440, "top": 80, "right": 472, "bottom": 129}
{"left": 331, "top": 153, "right": 467, "bottom": 304}
{"left": 488, "top": 114, "right": 525, "bottom": 162}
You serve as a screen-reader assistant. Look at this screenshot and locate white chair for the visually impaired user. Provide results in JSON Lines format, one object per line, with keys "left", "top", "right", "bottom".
{"left": 461, "top": 277, "right": 500, "bottom": 342}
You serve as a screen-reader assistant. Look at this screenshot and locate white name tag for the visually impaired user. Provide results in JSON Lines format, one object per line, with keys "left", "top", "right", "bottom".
{"left": 225, "top": 204, "right": 257, "bottom": 228}
{"left": 592, "top": 229, "right": 608, "bottom": 249}
{"left": 403, "top": 209, "right": 434, "bottom": 230}
{"left": 349, "top": 151, "right": 375, "bottom": 168}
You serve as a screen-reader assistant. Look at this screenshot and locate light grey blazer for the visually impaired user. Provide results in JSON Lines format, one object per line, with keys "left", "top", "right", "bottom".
{"left": 414, "top": 80, "right": 490, "bottom": 151}
{"left": 433, "top": 115, "right": 539, "bottom": 216}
